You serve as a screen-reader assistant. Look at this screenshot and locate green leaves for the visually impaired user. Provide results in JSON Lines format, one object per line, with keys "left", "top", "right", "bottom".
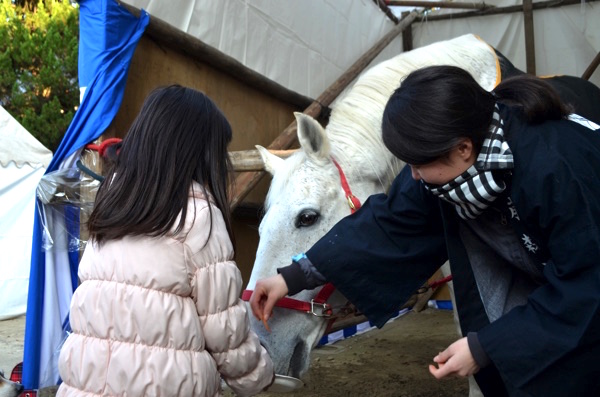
{"left": 0, "top": 0, "right": 79, "bottom": 151}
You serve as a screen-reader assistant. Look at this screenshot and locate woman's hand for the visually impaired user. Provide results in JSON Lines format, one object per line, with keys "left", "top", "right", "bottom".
{"left": 429, "top": 337, "right": 480, "bottom": 379}
{"left": 249, "top": 274, "right": 289, "bottom": 323}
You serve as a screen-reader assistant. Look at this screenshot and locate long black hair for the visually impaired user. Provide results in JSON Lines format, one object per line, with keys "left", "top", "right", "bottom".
{"left": 88, "top": 85, "right": 234, "bottom": 245}
{"left": 382, "top": 65, "right": 572, "bottom": 165}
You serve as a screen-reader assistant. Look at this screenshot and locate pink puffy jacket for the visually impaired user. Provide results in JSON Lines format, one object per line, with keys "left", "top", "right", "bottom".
{"left": 57, "top": 184, "right": 273, "bottom": 396}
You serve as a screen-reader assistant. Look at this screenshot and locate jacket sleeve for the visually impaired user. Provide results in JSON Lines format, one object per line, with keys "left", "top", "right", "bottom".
{"left": 277, "top": 253, "right": 327, "bottom": 296}
{"left": 186, "top": 206, "right": 273, "bottom": 397}
{"left": 306, "top": 166, "right": 448, "bottom": 328}
{"left": 476, "top": 120, "right": 600, "bottom": 393}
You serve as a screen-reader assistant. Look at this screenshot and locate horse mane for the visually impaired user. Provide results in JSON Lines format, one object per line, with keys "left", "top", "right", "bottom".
{"left": 325, "top": 33, "right": 498, "bottom": 190}
{"left": 263, "top": 153, "right": 304, "bottom": 210}
{"left": 326, "top": 63, "right": 405, "bottom": 189}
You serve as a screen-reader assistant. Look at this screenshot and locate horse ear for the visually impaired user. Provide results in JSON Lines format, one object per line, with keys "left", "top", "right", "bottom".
{"left": 294, "top": 112, "right": 330, "bottom": 162}
{"left": 255, "top": 145, "right": 285, "bottom": 175}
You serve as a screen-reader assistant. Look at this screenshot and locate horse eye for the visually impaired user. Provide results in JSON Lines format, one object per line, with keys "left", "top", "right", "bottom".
{"left": 295, "top": 210, "right": 320, "bottom": 228}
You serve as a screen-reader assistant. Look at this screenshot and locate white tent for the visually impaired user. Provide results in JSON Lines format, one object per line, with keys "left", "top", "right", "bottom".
{"left": 0, "top": 105, "right": 52, "bottom": 321}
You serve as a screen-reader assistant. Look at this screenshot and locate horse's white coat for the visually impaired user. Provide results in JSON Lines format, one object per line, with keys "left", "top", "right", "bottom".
{"left": 247, "top": 34, "right": 499, "bottom": 379}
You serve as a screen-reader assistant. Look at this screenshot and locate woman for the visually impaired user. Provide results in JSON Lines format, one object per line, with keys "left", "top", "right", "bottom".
{"left": 58, "top": 85, "right": 273, "bottom": 396}
{"left": 250, "top": 66, "right": 600, "bottom": 396}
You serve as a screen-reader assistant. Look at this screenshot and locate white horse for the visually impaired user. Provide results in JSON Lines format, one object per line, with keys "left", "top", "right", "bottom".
{"left": 244, "top": 34, "right": 500, "bottom": 384}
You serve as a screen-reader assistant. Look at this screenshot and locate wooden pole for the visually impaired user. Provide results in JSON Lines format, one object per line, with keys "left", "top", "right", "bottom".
{"left": 415, "top": 0, "right": 599, "bottom": 21}
{"left": 401, "top": 11, "right": 414, "bottom": 52}
{"left": 582, "top": 51, "right": 600, "bottom": 80}
{"left": 229, "top": 11, "right": 419, "bottom": 210}
{"left": 375, "top": 0, "right": 400, "bottom": 23}
{"left": 230, "top": 149, "right": 297, "bottom": 172}
{"left": 386, "top": 0, "right": 494, "bottom": 10}
{"left": 523, "top": 0, "right": 536, "bottom": 74}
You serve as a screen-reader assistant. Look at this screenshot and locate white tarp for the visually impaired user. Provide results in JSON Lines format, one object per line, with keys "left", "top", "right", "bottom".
{"left": 411, "top": 3, "right": 600, "bottom": 88}
{"left": 122, "top": 0, "right": 600, "bottom": 97}
{"left": 122, "top": 0, "right": 405, "bottom": 99}
{"left": 0, "top": 105, "right": 52, "bottom": 321}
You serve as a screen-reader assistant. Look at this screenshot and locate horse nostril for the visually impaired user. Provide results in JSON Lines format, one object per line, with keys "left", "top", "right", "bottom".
{"left": 288, "top": 340, "right": 307, "bottom": 378}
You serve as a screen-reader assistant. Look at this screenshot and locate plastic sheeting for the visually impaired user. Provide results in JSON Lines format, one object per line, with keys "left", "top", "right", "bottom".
{"left": 36, "top": 164, "right": 100, "bottom": 253}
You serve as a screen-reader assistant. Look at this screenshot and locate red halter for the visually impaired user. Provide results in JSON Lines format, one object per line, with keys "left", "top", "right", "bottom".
{"left": 331, "top": 158, "right": 361, "bottom": 214}
{"left": 241, "top": 157, "right": 361, "bottom": 320}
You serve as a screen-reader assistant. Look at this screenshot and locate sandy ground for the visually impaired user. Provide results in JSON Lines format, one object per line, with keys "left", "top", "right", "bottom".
{"left": 1, "top": 309, "right": 468, "bottom": 396}
{"left": 0, "top": 315, "right": 25, "bottom": 375}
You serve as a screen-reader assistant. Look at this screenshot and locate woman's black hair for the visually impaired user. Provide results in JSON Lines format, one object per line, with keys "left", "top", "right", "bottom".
{"left": 88, "top": 85, "right": 234, "bottom": 246}
{"left": 382, "top": 65, "right": 572, "bottom": 165}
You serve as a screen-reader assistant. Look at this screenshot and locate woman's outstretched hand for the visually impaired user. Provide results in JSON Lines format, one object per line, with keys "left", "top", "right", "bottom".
{"left": 249, "top": 274, "right": 289, "bottom": 323}
{"left": 429, "top": 337, "right": 480, "bottom": 379}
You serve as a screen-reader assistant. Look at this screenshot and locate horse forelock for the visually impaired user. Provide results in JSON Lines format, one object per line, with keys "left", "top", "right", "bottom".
{"left": 263, "top": 151, "right": 338, "bottom": 211}
{"left": 263, "top": 153, "right": 303, "bottom": 211}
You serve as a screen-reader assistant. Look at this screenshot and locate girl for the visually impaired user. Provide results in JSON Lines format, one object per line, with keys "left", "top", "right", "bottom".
{"left": 250, "top": 66, "right": 600, "bottom": 396}
{"left": 58, "top": 85, "right": 274, "bottom": 396}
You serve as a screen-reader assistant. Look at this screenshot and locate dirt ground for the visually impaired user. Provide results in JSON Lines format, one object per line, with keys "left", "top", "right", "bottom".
{"left": 0, "top": 315, "right": 25, "bottom": 375}
{"left": 1, "top": 309, "right": 468, "bottom": 397}
{"left": 237, "top": 309, "right": 469, "bottom": 397}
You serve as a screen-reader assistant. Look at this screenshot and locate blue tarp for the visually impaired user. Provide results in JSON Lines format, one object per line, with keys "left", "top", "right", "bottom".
{"left": 23, "top": 0, "right": 149, "bottom": 388}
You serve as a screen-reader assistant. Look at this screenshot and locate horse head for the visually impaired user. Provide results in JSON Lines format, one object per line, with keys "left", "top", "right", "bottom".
{"left": 246, "top": 112, "right": 361, "bottom": 378}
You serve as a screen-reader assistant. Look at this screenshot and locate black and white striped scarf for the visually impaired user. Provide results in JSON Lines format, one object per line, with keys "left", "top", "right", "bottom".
{"left": 424, "top": 105, "right": 514, "bottom": 220}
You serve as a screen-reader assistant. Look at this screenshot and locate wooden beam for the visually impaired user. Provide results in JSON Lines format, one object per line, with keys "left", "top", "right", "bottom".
{"left": 582, "top": 51, "right": 600, "bottom": 80}
{"left": 523, "top": 0, "right": 536, "bottom": 74}
{"left": 401, "top": 11, "right": 414, "bottom": 52}
{"left": 386, "top": 0, "right": 494, "bottom": 10}
{"left": 230, "top": 149, "right": 297, "bottom": 172}
{"left": 232, "top": 202, "right": 263, "bottom": 220}
{"left": 375, "top": 0, "right": 400, "bottom": 24}
{"left": 229, "top": 11, "right": 419, "bottom": 210}
{"left": 119, "top": 2, "right": 314, "bottom": 110}
{"left": 415, "top": 0, "right": 600, "bottom": 21}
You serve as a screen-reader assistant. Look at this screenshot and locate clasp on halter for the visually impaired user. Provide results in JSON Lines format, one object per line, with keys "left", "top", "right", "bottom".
{"left": 309, "top": 300, "right": 333, "bottom": 317}
{"left": 346, "top": 195, "right": 356, "bottom": 210}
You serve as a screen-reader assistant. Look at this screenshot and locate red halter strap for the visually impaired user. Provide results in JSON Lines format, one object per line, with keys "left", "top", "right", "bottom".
{"left": 241, "top": 283, "right": 337, "bottom": 317}
{"left": 332, "top": 158, "right": 361, "bottom": 213}
{"left": 241, "top": 158, "right": 361, "bottom": 321}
